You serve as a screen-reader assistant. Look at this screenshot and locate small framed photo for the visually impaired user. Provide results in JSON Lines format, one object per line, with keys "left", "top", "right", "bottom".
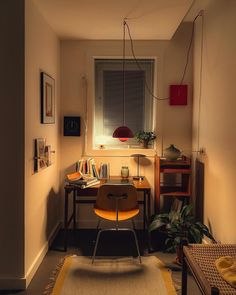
{"left": 64, "top": 116, "right": 81, "bottom": 136}
{"left": 34, "top": 138, "right": 46, "bottom": 172}
{"left": 45, "top": 145, "right": 52, "bottom": 166}
{"left": 41, "top": 72, "right": 55, "bottom": 124}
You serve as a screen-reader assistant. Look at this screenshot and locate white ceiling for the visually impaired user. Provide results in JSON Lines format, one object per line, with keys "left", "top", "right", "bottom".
{"left": 32, "top": 0, "right": 195, "bottom": 40}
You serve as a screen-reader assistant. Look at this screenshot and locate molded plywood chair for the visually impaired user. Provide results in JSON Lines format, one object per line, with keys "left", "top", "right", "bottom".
{"left": 92, "top": 184, "right": 141, "bottom": 263}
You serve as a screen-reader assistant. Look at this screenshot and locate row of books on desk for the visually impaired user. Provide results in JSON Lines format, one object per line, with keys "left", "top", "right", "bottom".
{"left": 76, "top": 158, "right": 110, "bottom": 179}
{"left": 66, "top": 158, "right": 110, "bottom": 189}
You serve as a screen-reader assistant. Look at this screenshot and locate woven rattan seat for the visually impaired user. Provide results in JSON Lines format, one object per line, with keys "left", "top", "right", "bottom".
{"left": 182, "top": 244, "right": 236, "bottom": 295}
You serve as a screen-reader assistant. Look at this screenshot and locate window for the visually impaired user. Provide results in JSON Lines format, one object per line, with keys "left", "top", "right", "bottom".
{"left": 94, "top": 59, "right": 154, "bottom": 149}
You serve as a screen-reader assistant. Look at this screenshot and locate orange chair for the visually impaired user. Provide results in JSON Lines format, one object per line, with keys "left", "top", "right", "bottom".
{"left": 92, "top": 184, "right": 141, "bottom": 263}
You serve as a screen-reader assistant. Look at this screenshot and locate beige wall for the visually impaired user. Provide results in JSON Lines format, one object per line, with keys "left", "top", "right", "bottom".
{"left": 0, "top": 0, "right": 25, "bottom": 288}
{"left": 0, "top": 3, "right": 193, "bottom": 288}
{"left": 60, "top": 22, "right": 193, "bottom": 226}
{"left": 25, "top": 0, "right": 60, "bottom": 286}
{"left": 192, "top": 0, "right": 236, "bottom": 242}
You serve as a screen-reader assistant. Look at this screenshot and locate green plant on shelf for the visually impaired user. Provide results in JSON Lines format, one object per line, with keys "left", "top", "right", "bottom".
{"left": 135, "top": 131, "right": 156, "bottom": 148}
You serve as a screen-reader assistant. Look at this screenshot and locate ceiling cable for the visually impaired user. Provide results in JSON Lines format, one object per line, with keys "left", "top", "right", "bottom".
{"left": 124, "top": 11, "right": 203, "bottom": 101}
{"left": 196, "top": 10, "right": 204, "bottom": 153}
{"left": 122, "top": 20, "right": 126, "bottom": 124}
{"left": 124, "top": 20, "right": 168, "bottom": 101}
{"left": 179, "top": 10, "right": 203, "bottom": 85}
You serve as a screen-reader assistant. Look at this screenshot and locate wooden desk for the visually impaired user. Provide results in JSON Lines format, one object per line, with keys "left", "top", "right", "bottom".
{"left": 63, "top": 177, "right": 151, "bottom": 251}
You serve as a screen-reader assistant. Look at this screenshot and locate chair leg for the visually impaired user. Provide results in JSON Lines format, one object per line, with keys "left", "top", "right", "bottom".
{"left": 130, "top": 228, "right": 142, "bottom": 263}
{"left": 92, "top": 229, "right": 103, "bottom": 264}
{"left": 132, "top": 218, "right": 136, "bottom": 230}
{"left": 93, "top": 218, "right": 101, "bottom": 243}
{"left": 96, "top": 218, "right": 101, "bottom": 236}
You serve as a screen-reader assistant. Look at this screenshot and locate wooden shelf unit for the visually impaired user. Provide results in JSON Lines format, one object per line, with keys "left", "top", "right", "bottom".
{"left": 155, "top": 155, "right": 191, "bottom": 213}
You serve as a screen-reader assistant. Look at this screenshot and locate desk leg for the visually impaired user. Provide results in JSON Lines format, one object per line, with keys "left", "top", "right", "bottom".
{"left": 146, "top": 189, "right": 152, "bottom": 252}
{"left": 182, "top": 255, "right": 187, "bottom": 295}
{"left": 64, "top": 189, "right": 69, "bottom": 252}
{"left": 143, "top": 193, "right": 146, "bottom": 231}
{"left": 73, "top": 189, "right": 76, "bottom": 231}
{"left": 147, "top": 189, "right": 151, "bottom": 226}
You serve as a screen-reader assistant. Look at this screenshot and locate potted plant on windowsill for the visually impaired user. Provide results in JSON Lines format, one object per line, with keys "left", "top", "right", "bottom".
{"left": 149, "top": 205, "right": 215, "bottom": 265}
{"left": 135, "top": 131, "right": 156, "bottom": 148}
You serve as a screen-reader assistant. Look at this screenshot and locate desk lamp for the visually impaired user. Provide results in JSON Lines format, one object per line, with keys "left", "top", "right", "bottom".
{"left": 131, "top": 154, "right": 146, "bottom": 180}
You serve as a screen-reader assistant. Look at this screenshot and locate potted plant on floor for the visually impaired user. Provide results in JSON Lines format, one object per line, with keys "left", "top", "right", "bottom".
{"left": 149, "top": 205, "right": 215, "bottom": 265}
{"left": 135, "top": 131, "right": 156, "bottom": 148}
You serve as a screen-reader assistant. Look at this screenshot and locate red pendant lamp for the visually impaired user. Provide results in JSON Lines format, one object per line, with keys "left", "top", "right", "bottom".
{"left": 113, "top": 126, "right": 134, "bottom": 142}
{"left": 112, "top": 20, "right": 134, "bottom": 142}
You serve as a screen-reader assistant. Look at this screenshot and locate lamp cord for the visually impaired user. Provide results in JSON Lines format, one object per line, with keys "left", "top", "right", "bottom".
{"left": 123, "top": 20, "right": 126, "bottom": 125}
{"left": 124, "top": 21, "right": 168, "bottom": 101}
{"left": 179, "top": 11, "right": 203, "bottom": 85}
{"left": 197, "top": 10, "right": 204, "bottom": 153}
{"left": 124, "top": 12, "right": 203, "bottom": 101}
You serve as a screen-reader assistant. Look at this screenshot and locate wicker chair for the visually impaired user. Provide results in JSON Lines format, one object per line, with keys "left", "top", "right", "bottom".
{"left": 182, "top": 244, "right": 236, "bottom": 295}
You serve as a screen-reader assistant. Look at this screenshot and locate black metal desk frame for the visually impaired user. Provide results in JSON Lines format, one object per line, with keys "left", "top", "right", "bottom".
{"left": 63, "top": 179, "right": 151, "bottom": 252}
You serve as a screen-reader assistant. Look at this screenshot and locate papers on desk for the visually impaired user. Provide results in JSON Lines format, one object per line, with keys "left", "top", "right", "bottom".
{"left": 105, "top": 179, "right": 134, "bottom": 185}
{"left": 66, "top": 171, "right": 100, "bottom": 188}
{"left": 79, "top": 180, "right": 100, "bottom": 189}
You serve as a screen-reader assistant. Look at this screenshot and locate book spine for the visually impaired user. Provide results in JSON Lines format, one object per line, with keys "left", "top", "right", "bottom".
{"left": 92, "top": 164, "right": 99, "bottom": 179}
{"left": 80, "top": 180, "right": 100, "bottom": 189}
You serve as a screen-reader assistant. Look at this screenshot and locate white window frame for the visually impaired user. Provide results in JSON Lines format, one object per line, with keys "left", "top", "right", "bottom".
{"left": 93, "top": 57, "right": 157, "bottom": 150}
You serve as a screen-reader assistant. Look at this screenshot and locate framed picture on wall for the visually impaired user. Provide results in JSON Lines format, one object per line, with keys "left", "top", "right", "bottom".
{"left": 40, "top": 72, "right": 55, "bottom": 124}
{"left": 63, "top": 116, "right": 81, "bottom": 136}
{"left": 34, "top": 138, "right": 46, "bottom": 172}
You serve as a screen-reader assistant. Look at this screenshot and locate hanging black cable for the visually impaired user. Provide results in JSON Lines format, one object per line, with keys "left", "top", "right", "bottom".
{"left": 124, "top": 12, "right": 203, "bottom": 101}
{"left": 122, "top": 20, "right": 126, "bottom": 125}
{"left": 112, "top": 20, "right": 134, "bottom": 141}
{"left": 179, "top": 11, "right": 203, "bottom": 85}
{"left": 125, "top": 20, "right": 168, "bottom": 101}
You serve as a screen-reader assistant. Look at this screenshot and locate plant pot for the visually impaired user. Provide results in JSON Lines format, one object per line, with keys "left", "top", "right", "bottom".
{"left": 141, "top": 140, "right": 149, "bottom": 149}
{"left": 174, "top": 244, "right": 185, "bottom": 266}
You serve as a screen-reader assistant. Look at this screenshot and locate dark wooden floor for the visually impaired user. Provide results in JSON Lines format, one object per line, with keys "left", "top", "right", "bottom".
{"left": 0, "top": 229, "right": 200, "bottom": 295}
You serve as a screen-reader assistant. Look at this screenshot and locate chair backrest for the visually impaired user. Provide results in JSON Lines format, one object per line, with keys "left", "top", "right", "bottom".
{"left": 95, "top": 184, "right": 138, "bottom": 211}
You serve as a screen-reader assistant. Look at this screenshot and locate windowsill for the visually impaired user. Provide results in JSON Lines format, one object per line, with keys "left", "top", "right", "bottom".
{"left": 83, "top": 147, "right": 157, "bottom": 158}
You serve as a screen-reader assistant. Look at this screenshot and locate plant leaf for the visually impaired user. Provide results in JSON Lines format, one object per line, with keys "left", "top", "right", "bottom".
{"left": 181, "top": 204, "right": 193, "bottom": 218}
{"left": 189, "top": 227, "right": 202, "bottom": 243}
{"left": 149, "top": 219, "right": 167, "bottom": 232}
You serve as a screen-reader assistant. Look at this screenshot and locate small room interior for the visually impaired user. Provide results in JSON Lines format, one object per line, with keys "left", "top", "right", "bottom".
{"left": 1, "top": 0, "right": 236, "bottom": 292}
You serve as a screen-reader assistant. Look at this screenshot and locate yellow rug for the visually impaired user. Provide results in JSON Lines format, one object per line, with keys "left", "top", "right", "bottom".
{"left": 44, "top": 256, "right": 177, "bottom": 295}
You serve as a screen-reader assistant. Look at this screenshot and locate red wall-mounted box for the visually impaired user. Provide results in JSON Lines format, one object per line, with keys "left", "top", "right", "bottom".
{"left": 169, "top": 85, "right": 188, "bottom": 105}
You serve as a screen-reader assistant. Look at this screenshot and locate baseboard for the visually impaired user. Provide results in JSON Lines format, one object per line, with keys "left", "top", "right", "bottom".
{"left": 0, "top": 277, "right": 26, "bottom": 290}
{"left": 0, "top": 222, "right": 61, "bottom": 290}
{"left": 25, "top": 221, "right": 61, "bottom": 288}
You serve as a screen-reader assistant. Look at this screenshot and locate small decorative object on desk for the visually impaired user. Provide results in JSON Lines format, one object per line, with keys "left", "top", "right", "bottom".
{"left": 121, "top": 166, "right": 129, "bottom": 178}
{"left": 164, "top": 144, "right": 181, "bottom": 160}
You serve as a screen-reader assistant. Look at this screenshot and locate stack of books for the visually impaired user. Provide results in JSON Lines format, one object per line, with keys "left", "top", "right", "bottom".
{"left": 66, "top": 171, "right": 100, "bottom": 189}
